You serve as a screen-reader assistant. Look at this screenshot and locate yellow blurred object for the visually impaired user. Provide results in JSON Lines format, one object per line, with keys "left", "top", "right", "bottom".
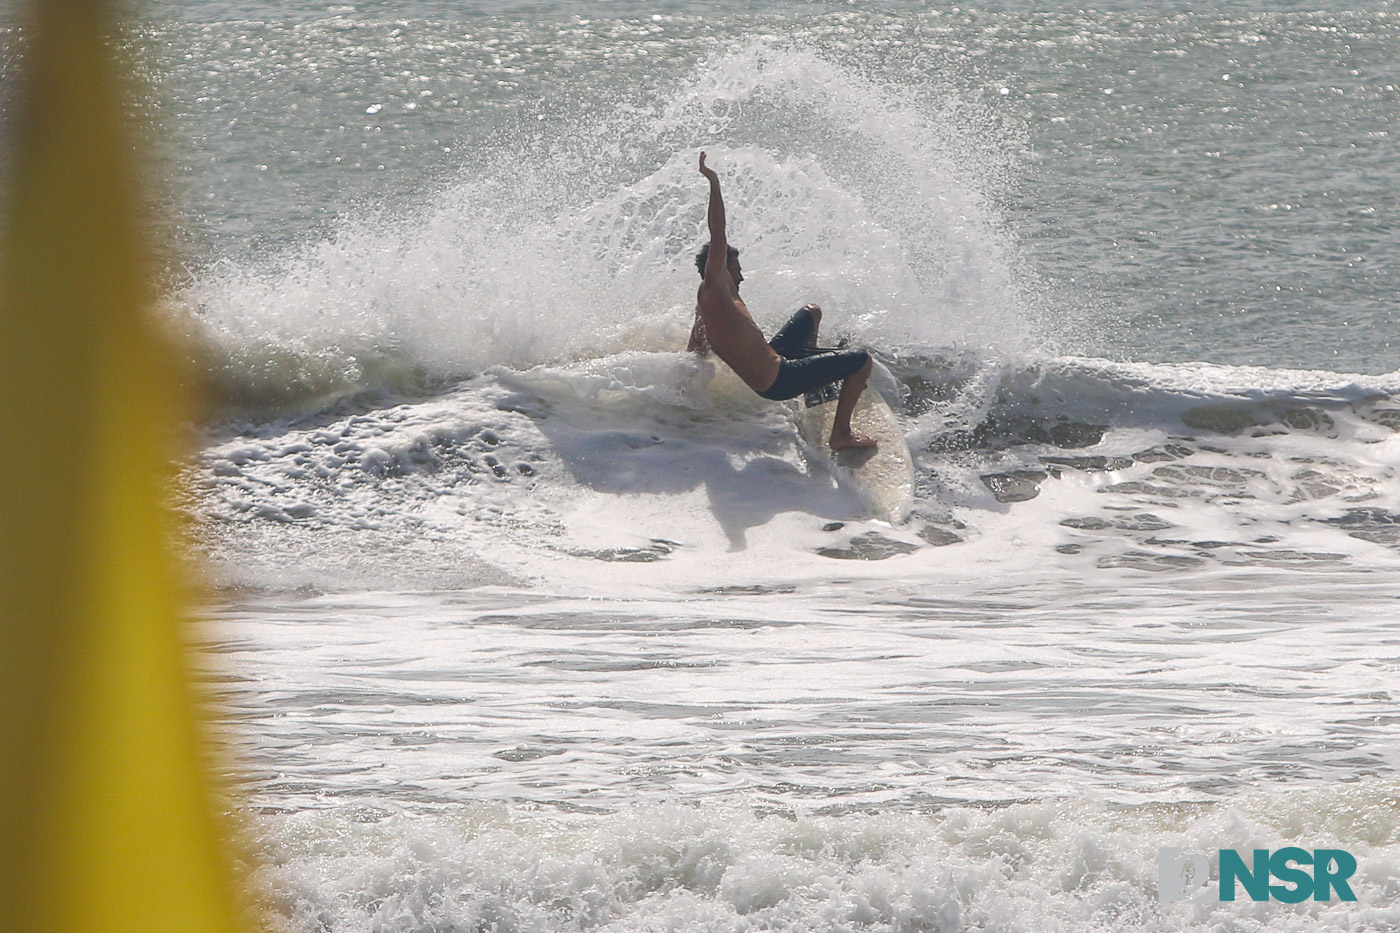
{"left": 0, "top": 2, "right": 248, "bottom": 932}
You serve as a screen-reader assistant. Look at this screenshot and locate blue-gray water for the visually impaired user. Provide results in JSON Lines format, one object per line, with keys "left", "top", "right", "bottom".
{"left": 144, "top": 5, "right": 1400, "bottom": 374}
{"left": 13, "top": 4, "right": 1400, "bottom": 930}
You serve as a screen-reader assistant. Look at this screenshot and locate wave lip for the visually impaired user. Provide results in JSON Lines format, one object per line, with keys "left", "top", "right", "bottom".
{"left": 184, "top": 346, "right": 1400, "bottom": 598}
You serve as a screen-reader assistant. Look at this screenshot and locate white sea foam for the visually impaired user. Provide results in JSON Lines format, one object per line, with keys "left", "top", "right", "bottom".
{"left": 239, "top": 786, "right": 1400, "bottom": 933}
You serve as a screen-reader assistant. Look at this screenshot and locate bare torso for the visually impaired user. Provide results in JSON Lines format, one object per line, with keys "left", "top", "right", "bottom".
{"left": 696, "top": 284, "right": 781, "bottom": 393}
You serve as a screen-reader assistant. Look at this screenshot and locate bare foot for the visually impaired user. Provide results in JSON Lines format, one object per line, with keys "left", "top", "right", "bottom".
{"left": 830, "top": 430, "right": 877, "bottom": 451}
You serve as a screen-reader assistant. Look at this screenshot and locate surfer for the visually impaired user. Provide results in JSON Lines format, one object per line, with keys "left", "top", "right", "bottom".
{"left": 687, "top": 152, "right": 877, "bottom": 450}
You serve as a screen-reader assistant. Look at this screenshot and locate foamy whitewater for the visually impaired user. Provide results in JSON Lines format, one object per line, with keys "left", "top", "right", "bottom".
{"left": 34, "top": 3, "right": 1400, "bottom": 930}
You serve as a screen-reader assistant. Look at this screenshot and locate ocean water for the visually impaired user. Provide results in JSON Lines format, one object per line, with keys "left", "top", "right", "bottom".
{"left": 14, "top": 3, "right": 1400, "bottom": 930}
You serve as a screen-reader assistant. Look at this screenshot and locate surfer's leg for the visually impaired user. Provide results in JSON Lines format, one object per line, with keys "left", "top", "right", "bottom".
{"left": 801, "top": 304, "right": 822, "bottom": 346}
{"left": 768, "top": 305, "right": 822, "bottom": 358}
{"left": 757, "top": 348, "right": 869, "bottom": 409}
{"left": 831, "top": 353, "right": 877, "bottom": 451}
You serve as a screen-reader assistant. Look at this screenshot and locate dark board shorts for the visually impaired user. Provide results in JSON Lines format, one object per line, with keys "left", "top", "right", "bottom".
{"left": 756, "top": 307, "right": 870, "bottom": 401}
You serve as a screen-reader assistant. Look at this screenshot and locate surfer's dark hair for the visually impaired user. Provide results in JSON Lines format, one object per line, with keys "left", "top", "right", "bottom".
{"left": 695, "top": 243, "right": 740, "bottom": 276}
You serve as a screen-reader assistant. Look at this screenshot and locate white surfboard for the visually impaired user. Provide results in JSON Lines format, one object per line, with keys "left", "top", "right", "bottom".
{"left": 798, "top": 388, "right": 914, "bottom": 522}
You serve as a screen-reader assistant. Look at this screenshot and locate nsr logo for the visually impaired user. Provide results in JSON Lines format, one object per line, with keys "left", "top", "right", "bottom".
{"left": 1158, "top": 848, "right": 1358, "bottom": 903}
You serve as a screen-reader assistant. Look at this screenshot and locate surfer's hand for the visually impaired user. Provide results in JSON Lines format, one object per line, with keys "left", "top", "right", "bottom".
{"left": 699, "top": 151, "right": 718, "bottom": 181}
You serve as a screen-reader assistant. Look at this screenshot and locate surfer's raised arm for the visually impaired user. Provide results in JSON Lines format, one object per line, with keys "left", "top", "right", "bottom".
{"left": 698, "top": 152, "right": 730, "bottom": 290}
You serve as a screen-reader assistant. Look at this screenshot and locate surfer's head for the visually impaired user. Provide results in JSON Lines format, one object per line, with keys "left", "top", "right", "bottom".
{"left": 695, "top": 243, "right": 743, "bottom": 287}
